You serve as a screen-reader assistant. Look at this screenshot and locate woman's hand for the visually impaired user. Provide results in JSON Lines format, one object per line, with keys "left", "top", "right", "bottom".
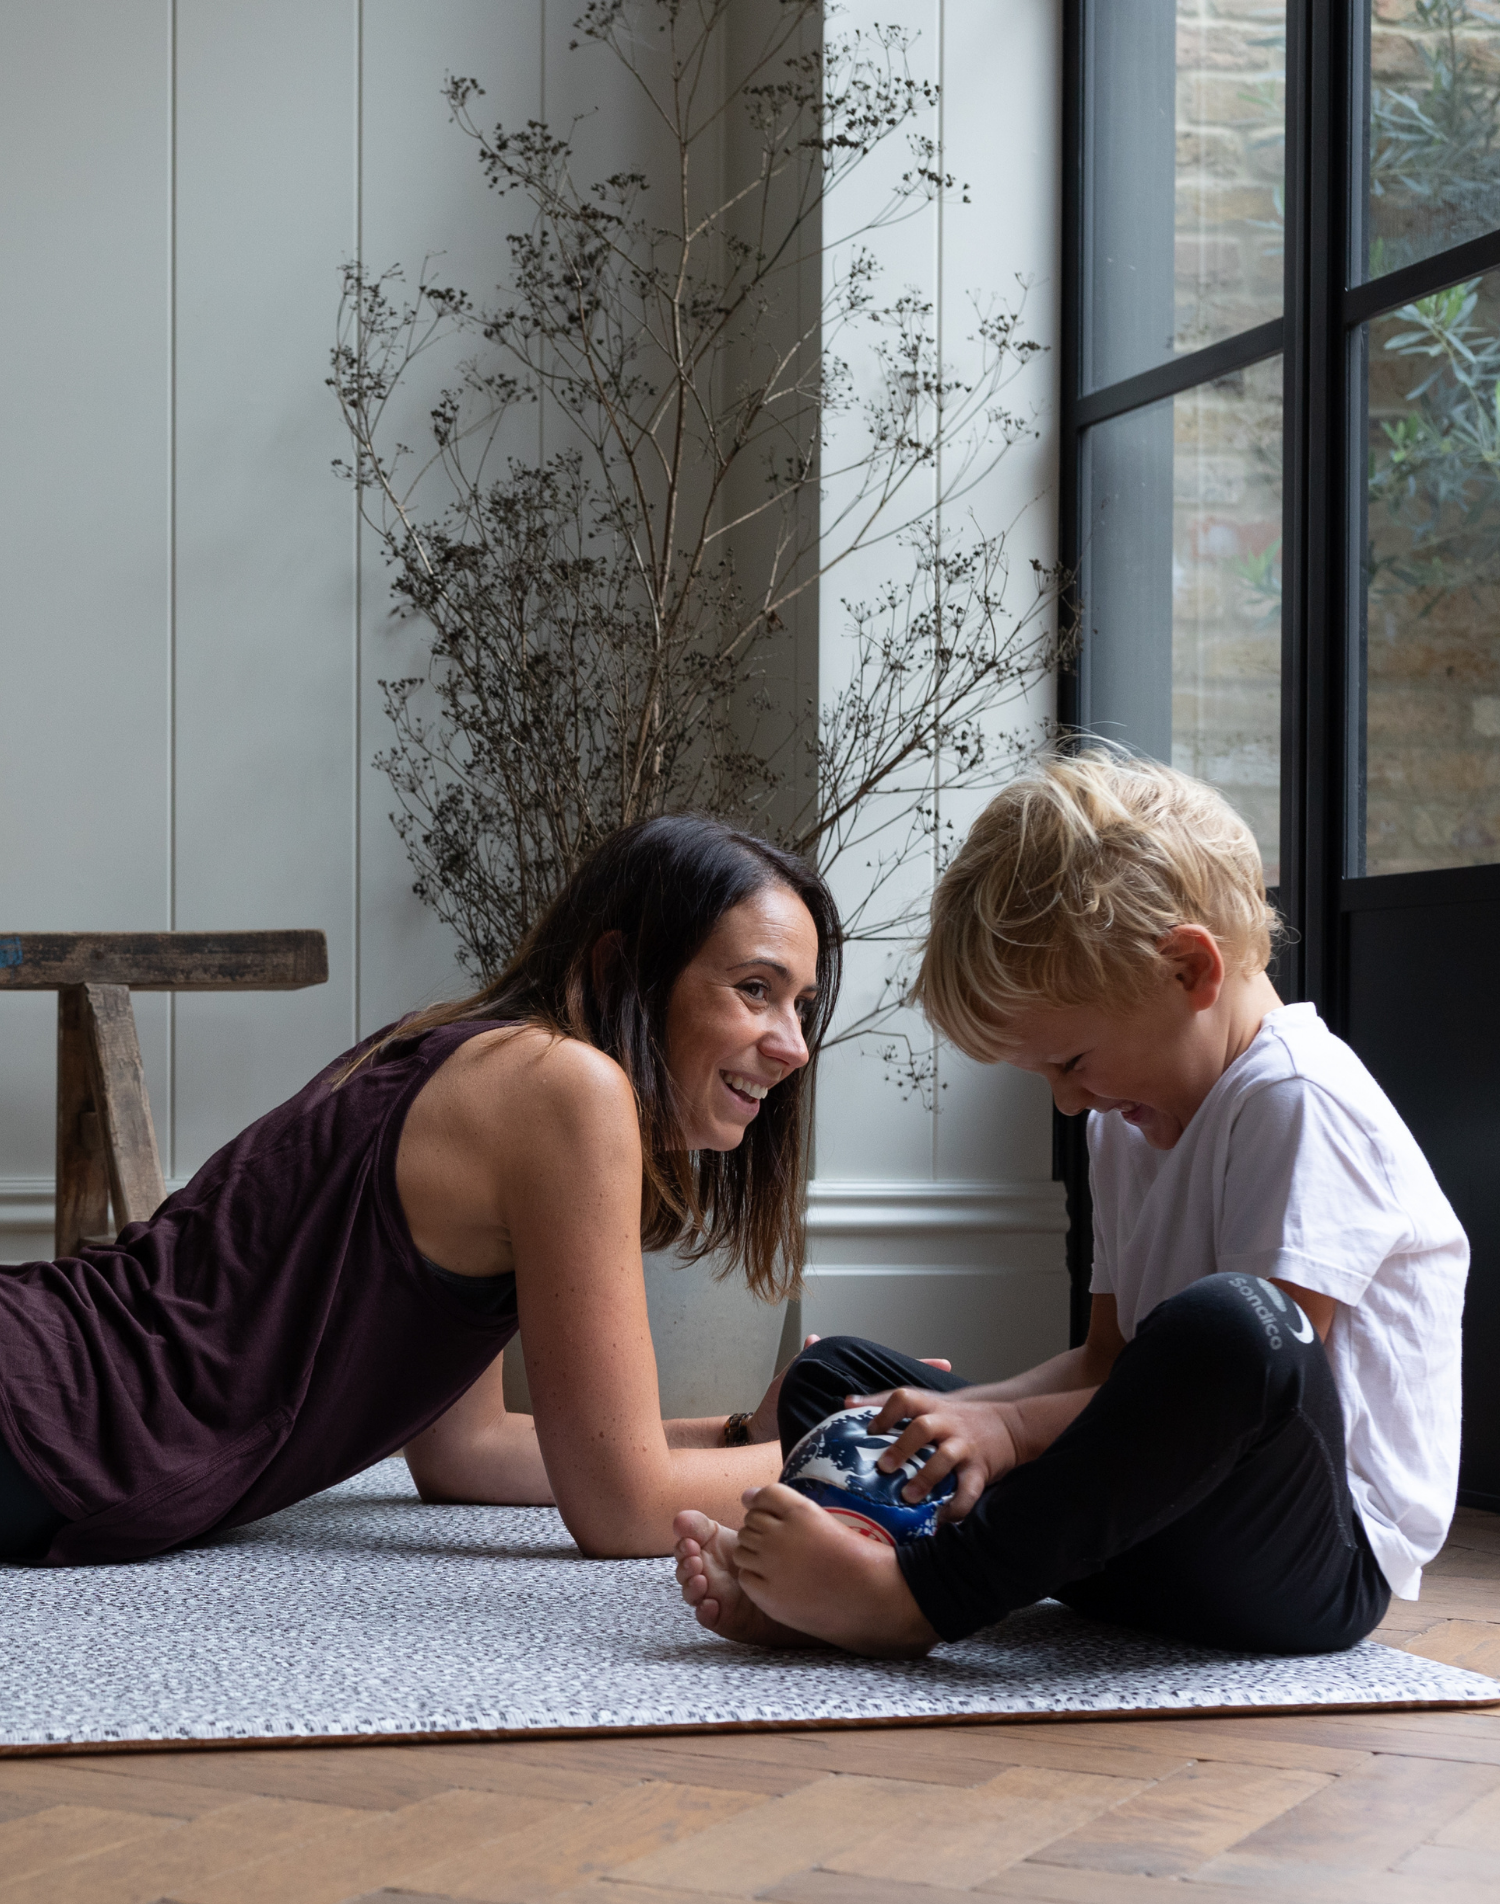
{"left": 854, "top": 1386, "right": 1021, "bottom": 1523}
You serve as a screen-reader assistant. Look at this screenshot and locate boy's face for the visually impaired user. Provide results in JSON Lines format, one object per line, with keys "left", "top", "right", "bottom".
{"left": 999, "top": 947, "right": 1224, "bottom": 1151}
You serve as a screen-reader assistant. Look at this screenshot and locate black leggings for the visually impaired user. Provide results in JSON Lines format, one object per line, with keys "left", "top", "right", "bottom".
{"left": 777, "top": 1276, "right": 1391, "bottom": 1653}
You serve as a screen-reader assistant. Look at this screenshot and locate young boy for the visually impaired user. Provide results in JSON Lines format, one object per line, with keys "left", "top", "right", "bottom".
{"left": 674, "top": 751, "right": 1468, "bottom": 1657}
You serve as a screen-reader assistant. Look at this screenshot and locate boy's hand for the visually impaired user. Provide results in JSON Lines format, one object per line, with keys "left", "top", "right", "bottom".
{"left": 849, "top": 1387, "right": 1021, "bottom": 1523}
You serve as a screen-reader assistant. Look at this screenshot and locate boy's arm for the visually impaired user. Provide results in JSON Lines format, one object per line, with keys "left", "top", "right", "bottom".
{"left": 852, "top": 1299, "right": 1125, "bottom": 1520}
{"left": 856, "top": 1284, "right": 1333, "bottom": 1526}
{"left": 917, "top": 1296, "right": 1127, "bottom": 1404}
{"left": 851, "top": 1382, "right": 1097, "bottom": 1524}
{"left": 957, "top": 1282, "right": 1331, "bottom": 1398}
{"left": 1219, "top": 1078, "right": 1399, "bottom": 1345}
{"left": 993, "top": 1385, "right": 1098, "bottom": 1463}
{"left": 967, "top": 1286, "right": 1330, "bottom": 1462}
{"left": 1269, "top": 1278, "right": 1336, "bottom": 1342}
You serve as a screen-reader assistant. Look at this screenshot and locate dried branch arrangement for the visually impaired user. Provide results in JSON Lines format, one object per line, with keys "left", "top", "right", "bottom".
{"left": 331, "top": 0, "right": 1065, "bottom": 1073}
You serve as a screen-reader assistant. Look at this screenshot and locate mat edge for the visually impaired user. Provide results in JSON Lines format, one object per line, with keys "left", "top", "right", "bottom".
{"left": 2, "top": 1692, "right": 1495, "bottom": 1759}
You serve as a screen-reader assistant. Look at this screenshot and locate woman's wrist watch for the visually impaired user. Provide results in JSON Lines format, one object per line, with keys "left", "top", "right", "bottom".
{"left": 723, "top": 1411, "right": 754, "bottom": 1447}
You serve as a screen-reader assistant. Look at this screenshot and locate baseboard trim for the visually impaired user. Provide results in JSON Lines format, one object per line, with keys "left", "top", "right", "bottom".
{"left": 0, "top": 1179, "right": 53, "bottom": 1239}
{"left": 0, "top": 1177, "right": 191, "bottom": 1243}
{"left": 806, "top": 1179, "right": 1067, "bottom": 1238}
{"left": 2, "top": 1175, "right": 1070, "bottom": 1245}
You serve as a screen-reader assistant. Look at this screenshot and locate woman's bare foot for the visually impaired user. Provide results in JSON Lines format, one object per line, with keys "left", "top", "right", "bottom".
{"left": 673, "top": 1509, "right": 819, "bottom": 1648}
{"left": 733, "top": 1484, "right": 940, "bottom": 1658}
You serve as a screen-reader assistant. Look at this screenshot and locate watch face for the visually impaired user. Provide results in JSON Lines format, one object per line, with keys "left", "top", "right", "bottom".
{"left": 780, "top": 1405, "right": 956, "bottom": 1544}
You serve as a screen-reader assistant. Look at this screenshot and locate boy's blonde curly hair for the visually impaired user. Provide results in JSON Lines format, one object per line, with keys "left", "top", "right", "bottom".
{"left": 914, "top": 749, "right": 1282, "bottom": 1061}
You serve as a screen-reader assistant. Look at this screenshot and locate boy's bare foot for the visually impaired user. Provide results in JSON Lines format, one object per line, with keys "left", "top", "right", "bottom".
{"left": 733, "top": 1484, "right": 941, "bottom": 1658}
{"left": 672, "top": 1510, "right": 819, "bottom": 1648}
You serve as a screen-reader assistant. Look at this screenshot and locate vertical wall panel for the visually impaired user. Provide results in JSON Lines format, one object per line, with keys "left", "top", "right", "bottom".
{"left": 814, "top": 0, "right": 944, "bottom": 1186}
{"left": 355, "top": 1, "right": 546, "bottom": 1036}
{"left": 169, "top": 0, "right": 361, "bottom": 1168}
{"left": 807, "top": 0, "right": 1068, "bottom": 1373}
{"left": 931, "top": 0, "right": 1062, "bottom": 1190}
{"left": 1, "top": 0, "right": 1066, "bottom": 1376}
{"left": 0, "top": 1, "right": 173, "bottom": 1255}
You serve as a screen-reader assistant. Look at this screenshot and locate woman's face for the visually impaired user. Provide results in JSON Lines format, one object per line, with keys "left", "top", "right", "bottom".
{"left": 664, "top": 884, "right": 821, "bottom": 1152}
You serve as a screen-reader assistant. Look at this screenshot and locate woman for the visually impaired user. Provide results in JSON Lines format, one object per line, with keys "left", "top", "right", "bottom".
{"left": 0, "top": 817, "right": 840, "bottom": 1565}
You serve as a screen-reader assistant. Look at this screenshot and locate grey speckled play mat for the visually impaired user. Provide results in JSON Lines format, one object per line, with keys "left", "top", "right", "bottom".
{"left": 1, "top": 1461, "right": 1494, "bottom": 1752}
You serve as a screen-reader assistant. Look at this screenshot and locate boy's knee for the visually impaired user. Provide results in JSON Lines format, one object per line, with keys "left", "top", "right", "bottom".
{"left": 1143, "top": 1275, "right": 1320, "bottom": 1385}
{"left": 776, "top": 1334, "right": 901, "bottom": 1452}
{"left": 779, "top": 1335, "right": 861, "bottom": 1405}
{"left": 776, "top": 1335, "right": 859, "bottom": 1444}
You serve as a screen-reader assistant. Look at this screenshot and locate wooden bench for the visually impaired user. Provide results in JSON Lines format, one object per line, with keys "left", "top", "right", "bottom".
{"left": 0, "top": 932, "right": 328, "bottom": 1257}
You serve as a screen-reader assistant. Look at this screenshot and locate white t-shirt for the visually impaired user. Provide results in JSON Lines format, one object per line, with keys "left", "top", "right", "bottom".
{"left": 1089, "top": 1002, "right": 1467, "bottom": 1600}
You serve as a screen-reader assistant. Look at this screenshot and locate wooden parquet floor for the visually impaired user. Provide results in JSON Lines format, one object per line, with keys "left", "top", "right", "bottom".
{"left": 4, "top": 1511, "right": 1500, "bottom": 1904}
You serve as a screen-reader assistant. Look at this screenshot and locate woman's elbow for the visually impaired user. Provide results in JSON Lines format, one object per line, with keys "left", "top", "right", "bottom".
{"left": 403, "top": 1444, "right": 463, "bottom": 1505}
{"left": 559, "top": 1497, "right": 671, "bottom": 1559}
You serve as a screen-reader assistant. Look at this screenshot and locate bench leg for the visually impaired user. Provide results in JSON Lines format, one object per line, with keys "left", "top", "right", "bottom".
{"left": 55, "top": 986, "right": 111, "bottom": 1258}
{"left": 54, "top": 984, "right": 167, "bottom": 1256}
{"left": 83, "top": 984, "right": 167, "bottom": 1234}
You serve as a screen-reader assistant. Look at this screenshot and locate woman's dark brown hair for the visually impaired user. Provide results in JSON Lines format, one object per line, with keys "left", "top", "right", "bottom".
{"left": 359, "top": 816, "right": 841, "bottom": 1300}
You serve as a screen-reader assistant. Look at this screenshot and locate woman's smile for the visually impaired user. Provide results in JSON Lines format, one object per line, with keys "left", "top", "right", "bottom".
{"left": 722, "top": 1070, "right": 774, "bottom": 1106}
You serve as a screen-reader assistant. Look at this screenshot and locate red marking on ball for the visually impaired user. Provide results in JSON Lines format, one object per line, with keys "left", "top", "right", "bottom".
{"left": 823, "top": 1506, "right": 897, "bottom": 1547}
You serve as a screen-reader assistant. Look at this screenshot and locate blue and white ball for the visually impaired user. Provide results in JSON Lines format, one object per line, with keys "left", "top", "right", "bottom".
{"left": 780, "top": 1405, "right": 957, "bottom": 1545}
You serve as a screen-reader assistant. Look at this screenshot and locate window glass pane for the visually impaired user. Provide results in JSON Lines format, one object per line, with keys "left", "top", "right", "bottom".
{"left": 1081, "top": 357, "right": 1284, "bottom": 882}
{"left": 1084, "top": 1, "right": 1285, "bottom": 392}
{"left": 1356, "top": 268, "right": 1500, "bottom": 875}
{"left": 1359, "top": 1, "right": 1500, "bottom": 284}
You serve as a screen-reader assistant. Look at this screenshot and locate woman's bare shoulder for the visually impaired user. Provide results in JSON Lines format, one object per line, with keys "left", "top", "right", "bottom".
{"left": 444, "top": 1023, "right": 637, "bottom": 1143}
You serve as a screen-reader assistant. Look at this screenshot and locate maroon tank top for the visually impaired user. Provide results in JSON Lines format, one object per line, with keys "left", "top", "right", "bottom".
{"left": 0, "top": 1021, "right": 517, "bottom": 1565}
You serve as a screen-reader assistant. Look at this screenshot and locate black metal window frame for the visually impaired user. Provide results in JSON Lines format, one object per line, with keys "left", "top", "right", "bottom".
{"left": 1055, "top": 0, "right": 1500, "bottom": 1339}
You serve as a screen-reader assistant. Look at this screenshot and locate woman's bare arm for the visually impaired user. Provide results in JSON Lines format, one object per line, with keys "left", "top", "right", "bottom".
{"left": 405, "top": 1034, "right": 781, "bottom": 1552}
{"left": 508, "top": 1041, "right": 781, "bottom": 1552}
{"left": 404, "top": 1358, "right": 554, "bottom": 1504}
{"left": 404, "top": 1370, "right": 777, "bottom": 1499}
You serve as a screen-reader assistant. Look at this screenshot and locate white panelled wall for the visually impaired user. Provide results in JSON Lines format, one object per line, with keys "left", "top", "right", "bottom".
{"left": 0, "top": 1, "right": 1064, "bottom": 1385}
{"left": 805, "top": 1, "right": 1066, "bottom": 1376}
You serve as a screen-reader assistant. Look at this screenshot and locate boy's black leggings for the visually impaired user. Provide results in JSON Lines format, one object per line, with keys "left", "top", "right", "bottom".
{"left": 777, "top": 1276, "right": 1392, "bottom": 1653}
